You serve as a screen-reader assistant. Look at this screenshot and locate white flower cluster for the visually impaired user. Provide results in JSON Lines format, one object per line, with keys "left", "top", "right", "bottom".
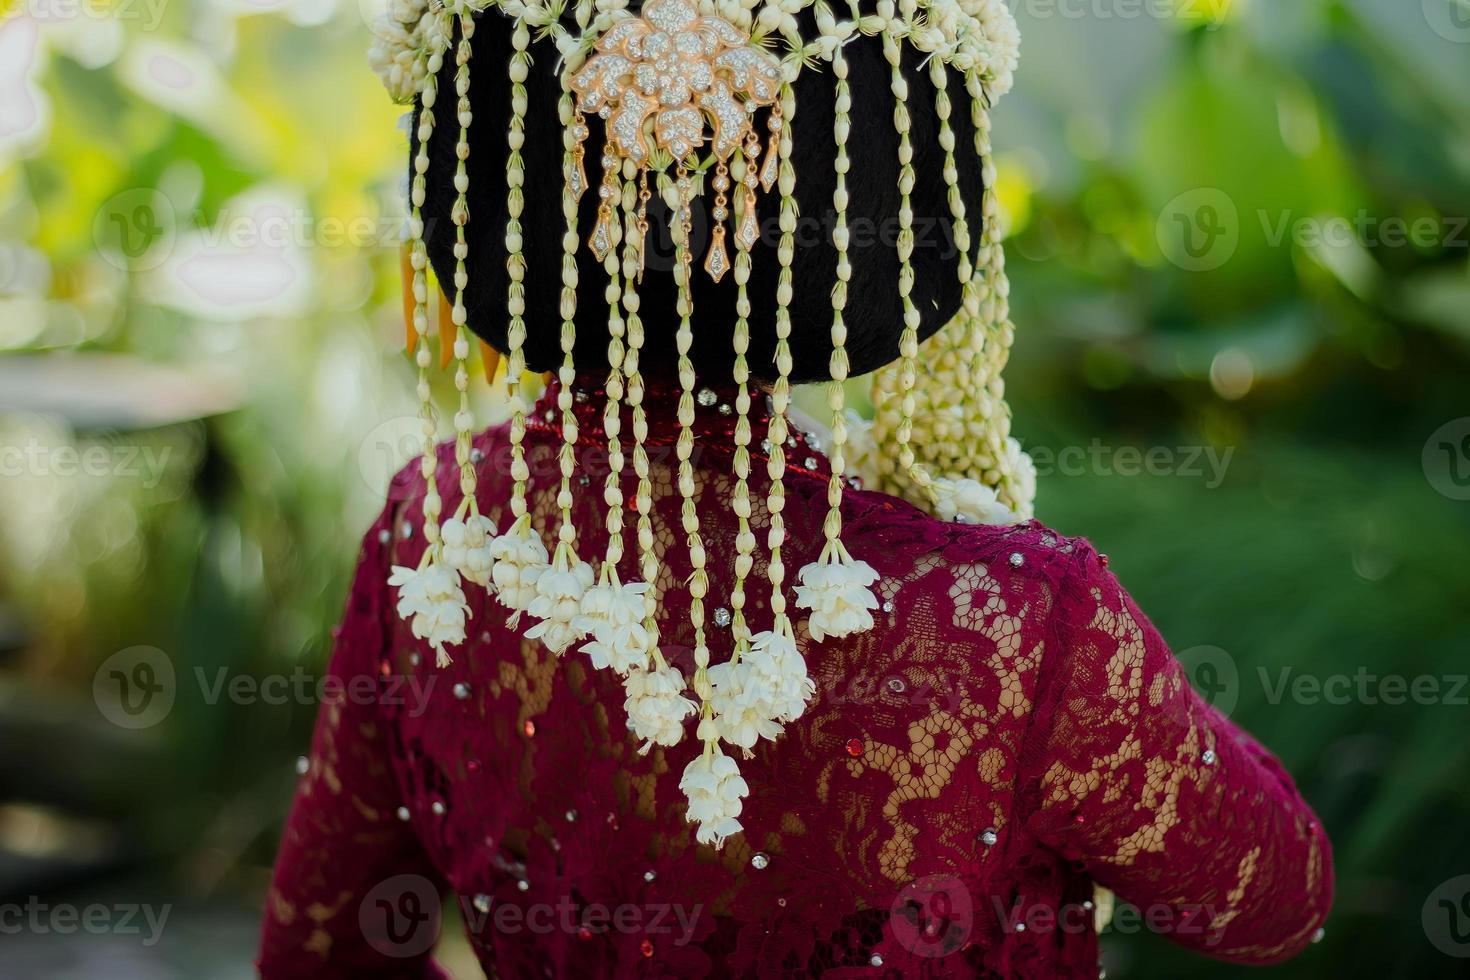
{"left": 624, "top": 663, "right": 698, "bottom": 751}
{"left": 868, "top": 300, "right": 1036, "bottom": 524}
{"left": 368, "top": 0, "right": 447, "bottom": 104}
{"left": 793, "top": 556, "right": 880, "bottom": 641}
{"left": 678, "top": 749, "right": 749, "bottom": 848}
{"left": 576, "top": 581, "right": 653, "bottom": 673}
{"left": 708, "top": 628, "right": 816, "bottom": 751}
{"left": 931, "top": 476, "right": 1019, "bottom": 526}
{"left": 962, "top": 0, "right": 1021, "bottom": 97}
{"left": 904, "top": 0, "right": 1022, "bottom": 97}
{"left": 441, "top": 513, "right": 497, "bottom": 587}
{"left": 524, "top": 553, "right": 595, "bottom": 654}
{"left": 388, "top": 561, "right": 469, "bottom": 666}
{"left": 488, "top": 516, "right": 550, "bottom": 614}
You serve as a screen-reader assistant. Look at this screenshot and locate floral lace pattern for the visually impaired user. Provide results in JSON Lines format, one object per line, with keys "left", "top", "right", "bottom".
{"left": 257, "top": 376, "right": 1332, "bottom": 978}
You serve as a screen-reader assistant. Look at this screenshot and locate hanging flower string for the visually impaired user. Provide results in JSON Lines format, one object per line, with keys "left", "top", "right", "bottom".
{"left": 377, "top": 0, "right": 1026, "bottom": 847}
{"left": 388, "top": 5, "right": 468, "bottom": 668}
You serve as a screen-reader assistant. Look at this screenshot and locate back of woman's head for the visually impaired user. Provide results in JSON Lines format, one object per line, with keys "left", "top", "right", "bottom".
{"left": 415, "top": 1, "right": 994, "bottom": 384}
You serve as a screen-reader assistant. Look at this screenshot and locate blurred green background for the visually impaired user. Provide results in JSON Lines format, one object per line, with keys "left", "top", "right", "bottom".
{"left": 0, "top": 0, "right": 1467, "bottom": 976}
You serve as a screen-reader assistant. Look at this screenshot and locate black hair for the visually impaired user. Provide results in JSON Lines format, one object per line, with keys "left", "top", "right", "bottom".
{"left": 418, "top": 5, "right": 987, "bottom": 384}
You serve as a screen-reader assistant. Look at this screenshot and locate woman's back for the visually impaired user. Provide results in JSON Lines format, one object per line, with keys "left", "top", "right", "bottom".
{"left": 258, "top": 377, "right": 1331, "bottom": 978}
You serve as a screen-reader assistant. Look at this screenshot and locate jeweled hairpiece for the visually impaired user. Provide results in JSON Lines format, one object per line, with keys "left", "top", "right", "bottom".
{"left": 371, "top": 0, "right": 1031, "bottom": 848}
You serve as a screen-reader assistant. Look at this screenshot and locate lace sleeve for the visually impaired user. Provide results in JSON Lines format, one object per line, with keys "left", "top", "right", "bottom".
{"left": 257, "top": 503, "right": 450, "bottom": 980}
{"left": 1020, "top": 542, "right": 1333, "bottom": 965}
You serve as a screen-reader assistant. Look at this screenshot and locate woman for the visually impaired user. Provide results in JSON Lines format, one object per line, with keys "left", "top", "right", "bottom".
{"left": 258, "top": 0, "right": 1332, "bottom": 975}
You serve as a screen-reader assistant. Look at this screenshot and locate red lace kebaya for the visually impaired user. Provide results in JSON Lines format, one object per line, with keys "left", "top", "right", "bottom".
{"left": 258, "top": 377, "right": 1333, "bottom": 978}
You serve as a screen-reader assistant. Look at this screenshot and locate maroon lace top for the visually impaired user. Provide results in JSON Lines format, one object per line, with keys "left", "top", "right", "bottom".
{"left": 257, "top": 376, "right": 1332, "bottom": 978}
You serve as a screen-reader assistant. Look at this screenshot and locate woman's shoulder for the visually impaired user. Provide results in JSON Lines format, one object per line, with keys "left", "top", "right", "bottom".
{"left": 838, "top": 484, "right": 1105, "bottom": 592}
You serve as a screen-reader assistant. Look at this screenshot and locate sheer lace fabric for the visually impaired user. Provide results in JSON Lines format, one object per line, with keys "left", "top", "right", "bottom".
{"left": 258, "top": 376, "right": 1332, "bottom": 978}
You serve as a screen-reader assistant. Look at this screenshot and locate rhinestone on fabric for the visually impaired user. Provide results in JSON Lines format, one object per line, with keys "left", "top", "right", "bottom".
{"left": 750, "top": 852, "right": 770, "bottom": 870}
{"left": 294, "top": 756, "right": 310, "bottom": 775}
{"left": 453, "top": 682, "right": 471, "bottom": 700}
{"left": 1202, "top": 749, "right": 1217, "bottom": 765}
{"left": 472, "top": 894, "right": 491, "bottom": 914}
{"left": 713, "top": 607, "right": 732, "bottom": 627}
{"left": 845, "top": 738, "right": 864, "bottom": 757}
{"left": 697, "top": 387, "right": 718, "bottom": 407}
{"left": 396, "top": 806, "right": 411, "bottom": 822}
{"left": 1008, "top": 552, "right": 1024, "bottom": 568}
{"left": 979, "top": 828, "right": 998, "bottom": 847}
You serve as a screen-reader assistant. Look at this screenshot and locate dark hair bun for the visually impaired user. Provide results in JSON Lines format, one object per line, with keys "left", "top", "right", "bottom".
{"left": 419, "top": 7, "right": 986, "bottom": 384}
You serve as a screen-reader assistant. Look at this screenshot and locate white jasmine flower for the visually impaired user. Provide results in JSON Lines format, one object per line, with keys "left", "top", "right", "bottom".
{"left": 843, "top": 408, "right": 882, "bottom": 489}
{"left": 524, "top": 551, "right": 595, "bottom": 654}
{"left": 968, "top": 0, "right": 1020, "bottom": 97}
{"left": 368, "top": 0, "right": 448, "bottom": 104}
{"left": 441, "top": 513, "right": 497, "bottom": 588}
{"left": 388, "top": 561, "right": 468, "bottom": 667}
{"left": 575, "top": 580, "right": 652, "bottom": 674}
{"left": 1003, "top": 437, "right": 1037, "bottom": 519}
{"left": 679, "top": 750, "right": 748, "bottom": 849}
{"left": 489, "top": 516, "right": 550, "bottom": 615}
{"left": 932, "top": 476, "right": 1020, "bottom": 527}
{"left": 793, "top": 554, "right": 880, "bottom": 641}
{"left": 623, "top": 663, "right": 697, "bottom": 752}
{"left": 745, "top": 627, "right": 817, "bottom": 723}
{"left": 709, "top": 629, "right": 816, "bottom": 752}
{"left": 707, "top": 659, "right": 784, "bottom": 752}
